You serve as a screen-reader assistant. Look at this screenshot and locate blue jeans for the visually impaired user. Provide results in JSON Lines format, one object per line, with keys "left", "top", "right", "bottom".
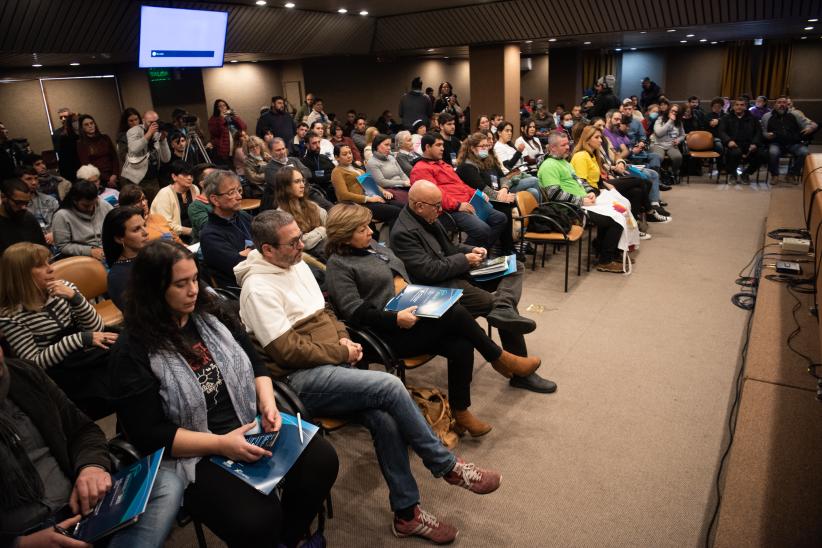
{"left": 108, "top": 468, "right": 185, "bottom": 548}
{"left": 449, "top": 207, "right": 507, "bottom": 248}
{"left": 509, "top": 175, "right": 541, "bottom": 201}
{"left": 768, "top": 142, "right": 808, "bottom": 175}
{"left": 286, "top": 366, "right": 456, "bottom": 511}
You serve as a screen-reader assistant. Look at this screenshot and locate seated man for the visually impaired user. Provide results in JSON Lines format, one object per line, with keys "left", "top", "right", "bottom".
{"left": 537, "top": 131, "right": 624, "bottom": 273}
{"left": 761, "top": 95, "right": 811, "bottom": 184}
{"left": 0, "top": 178, "right": 47, "bottom": 255}
{"left": 786, "top": 97, "right": 819, "bottom": 139}
{"left": 718, "top": 97, "right": 766, "bottom": 184}
{"left": 200, "top": 170, "right": 253, "bottom": 288}
{"left": 619, "top": 99, "right": 662, "bottom": 172}
{"left": 19, "top": 166, "right": 58, "bottom": 246}
{"left": 264, "top": 137, "right": 331, "bottom": 211}
{"left": 0, "top": 347, "right": 183, "bottom": 548}
{"left": 302, "top": 134, "right": 336, "bottom": 202}
{"left": 390, "top": 181, "right": 556, "bottom": 394}
{"left": 410, "top": 134, "right": 507, "bottom": 250}
{"left": 235, "top": 209, "right": 501, "bottom": 544}
{"left": 29, "top": 154, "right": 70, "bottom": 200}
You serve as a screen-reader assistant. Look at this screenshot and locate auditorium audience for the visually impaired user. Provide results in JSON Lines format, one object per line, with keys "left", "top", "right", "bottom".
{"left": 650, "top": 103, "right": 684, "bottom": 179}
{"left": 395, "top": 130, "right": 420, "bottom": 176}
{"left": 363, "top": 126, "right": 380, "bottom": 164}
{"left": 303, "top": 134, "right": 337, "bottom": 202}
{"left": 330, "top": 121, "right": 363, "bottom": 165}
{"left": 310, "top": 121, "right": 336, "bottom": 162}
{"left": 295, "top": 92, "right": 315, "bottom": 124}
{"left": 399, "top": 76, "right": 433, "bottom": 130}
{"left": 102, "top": 206, "right": 148, "bottom": 310}
{"left": 0, "top": 345, "right": 184, "bottom": 548}
{"left": 718, "top": 97, "right": 766, "bottom": 184}
{"left": 208, "top": 99, "right": 247, "bottom": 166}
{"left": 52, "top": 179, "right": 112, "bottom": 260}
{"left": 640, "top": 77, "right": 662, "bottom": 110}
{"left": 235, "top": 209, "right": 500, "bottom": 544}
{"left": 76, "top": 114, "right": 119, "bottom": 189}
{"left": 411, "top": 134, "right": 507, "bottom": 250}
{"left": 376, "top": 110, "right": 400, "bottom": 135}
{"left": 366, "top": 133, "right": 411, "bottom": 203}
{"left": 748, "top": 95, "right": 771, "bottom": 120}
{"left": 0, "top": 242, "right": 117, "bottom": 415}
{"left": 0, "top": 178, "right": 47, "bottom": 254}
{"left": 77, "top": 163, "right": 119, "bottom": 207}
{"left": 439, "top": 112, "right": 461, "bottom": 167}
{"left": 159, "top": 131, "right": 193, "bottom": 187}
{"left": 200, "top": 170, "right": 254, "bottom": 288}
{"left": 305, "top": 98, "right": 329, "bottom": 127}
{"left": 242, "top": 135, "right": 271, "bottom": 198}
{"left": 110, "top": 239, "right": 338, "bottom": 548}
{"left": 118, "top": 183, "right": 182, "bottom": 244}
{"left": 761, "top": 95, "right": 810, "bottom": 184}
{"left": 350, "top": 116, "right": 368, "bottom": 153}
{"left": 29, "top": 153, "right": 69, "bottom": 200}
{"left": 290, "top": 122, "right": 309, "bottom": 157}
{"left": 538, "top": 131, "right": 624, "bottom": 273}
{"left": 589, "top": 75, "right": 619, "bottom": 119}
{"left": 256, "top": 95, "right": 296, "bottom": 144}
{"left": 331, "top": 144, "right": 401, "bottom": 225}
{"left": 150, "top": 160, "right": 199, "bottom": 241}
{"left": 515, "top": 120, "right": 544, "bottom": 165}
{"left": 120, "top": 110, "right": 170, "bottom": 205}
{"left": 19, "top": 166, "right": 58, "bottom": 245}
{"left": 270, "top": 165, "right": 328, "bottom": 261}
{"left": 187, "top": 163, "right": 218, "bottom": 242}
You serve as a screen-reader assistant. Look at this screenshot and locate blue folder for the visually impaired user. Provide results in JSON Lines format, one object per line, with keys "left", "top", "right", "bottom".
{"left": 468, "top": 189, "right": 495, "bottom": 221}
{"left": 384, "top": 284, "right": 463, "bottom": 318}
{"left": 472, "top": 254, "right": 517, "bottom": 282}
{"left": 357, "top": 173, "right": 382, "bottom": 197}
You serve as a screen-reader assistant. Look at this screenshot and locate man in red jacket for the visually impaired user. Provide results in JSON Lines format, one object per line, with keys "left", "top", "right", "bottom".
{"left": 409, "top": 134, "right": 507, "bottom": 250}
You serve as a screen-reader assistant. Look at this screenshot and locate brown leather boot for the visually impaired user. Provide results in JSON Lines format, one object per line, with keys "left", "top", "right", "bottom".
{"left": 454, "top": 409, "right": 493, "bottom": 438}
{"left": 491, "top": 351, "right": 541, "bottom": 378}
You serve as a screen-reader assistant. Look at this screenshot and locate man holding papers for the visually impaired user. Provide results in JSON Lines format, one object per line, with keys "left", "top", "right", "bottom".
{"left": 391, "top": 181, "right": 557, "bottom": 394}
{"left": 0, "top": 348, "right": 183, "bottom": 548}
{"left": 235, "top": 209, "right": 502, "bottom": 545}
{"left": 410, "top": 133, "right": 507, "bottom": 249}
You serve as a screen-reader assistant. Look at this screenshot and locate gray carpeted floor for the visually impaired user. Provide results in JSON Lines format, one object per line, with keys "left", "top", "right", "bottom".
{"left": 166, "top": 178, "right": 781, "bottom": 547}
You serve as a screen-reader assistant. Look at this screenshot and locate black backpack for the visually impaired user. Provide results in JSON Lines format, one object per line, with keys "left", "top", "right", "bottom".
{"left": 528, "top": 202, "right": 577, "bottom": 233}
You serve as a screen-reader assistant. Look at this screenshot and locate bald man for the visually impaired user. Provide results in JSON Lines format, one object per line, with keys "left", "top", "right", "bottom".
{"left": 391, "top": 181, "right": 556, "bottom": 394}
{"left": 121, "top": 109, "right": 171, "bottom": 205}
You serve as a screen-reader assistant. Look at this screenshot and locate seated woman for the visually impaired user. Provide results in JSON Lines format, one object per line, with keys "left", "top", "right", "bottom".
{"left": 362, "top": 126, "right": 379, "bottom": 164}
{"left": 394, "top": 130, "right": 420, "bottom": 177}
{"left": 52, "top": 179, "right": 113, "bottom": 261}
{"left": 110, "top": 240, "right": 338, "bottom": 548}
{"left": 77, "top": 163, "right": 119, "bottom": 206}
{"left": 329, "top": 121, "right": 363, "bottom": 166}
{"left": 242, "top": 135, "right": 271, "bottom": 199}
{"left": 102, "top": 206, "right": 148, "bottom": 310}
{"left": 331, "top": 144, "right": 402, "bottom": 226}
{"left": 118, "top": 183, "right": 183, "bottom": 243}
{"left": 274, "top": 166, "right": 328, "bottom": 261}
{"left": 410, "top": 120, "right": 427, "bottom": 156}
{"left": 515, "top": 120, "right": 544, "bottom": 167}
{"left": 150, "top": 160, "right": 200, "bottom": 242}
{"left": 650, "top": 104, "right": 684, "bottom": 179}
{"left": 188, "top": 163, "right": 218, "bottom": 243}
{"left": 490, "top": 122, "right": 542, "bottom": 197}
{"left": 366, "top": 133, "right": 410, "bottom": 204}
{"left": 0, "top": 242, "right": 119, "bottom": 416}
{"left": 324, "top": 203, "right": 541, "bottom": 436}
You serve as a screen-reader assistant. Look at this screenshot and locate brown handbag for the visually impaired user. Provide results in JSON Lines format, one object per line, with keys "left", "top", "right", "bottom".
{"left": 406, "top": 385, "right": 459, "bottom": 449}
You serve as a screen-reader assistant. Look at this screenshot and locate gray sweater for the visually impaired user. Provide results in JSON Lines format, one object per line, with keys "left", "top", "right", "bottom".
{"left": 366, "top": 152, "right": 410, "bottom": 188}
{"left": 52, "top": 198, "right": 113, "bottom": 257}
{"left": 325, "top": 242, "right": 409, "bottom": 329}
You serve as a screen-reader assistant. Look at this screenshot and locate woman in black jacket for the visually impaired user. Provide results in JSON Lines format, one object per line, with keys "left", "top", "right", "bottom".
{"left": 324, "top": 203, "right": 541, "bottom": 438}
{"left": 110, "top": 240, "right": 338, "bottom": 548}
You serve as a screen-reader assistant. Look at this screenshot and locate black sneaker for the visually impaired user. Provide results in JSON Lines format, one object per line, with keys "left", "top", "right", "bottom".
{"left": 659, "top": 200, "right": 668, "bottom": 207}
{"left": 659, "top": 183, "right": 672, "bottom": 191}
{"left": 653, "top": 204, "right": 671, "bottom": 217}
{"left": 741, "top": 173, "right": 751, "bottom": 184}
{"left": 647, "top": 209, "right": 671, "bottom": 223}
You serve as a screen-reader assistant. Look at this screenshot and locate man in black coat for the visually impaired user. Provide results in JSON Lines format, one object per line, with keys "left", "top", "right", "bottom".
{"left": 639, "top": 78, "right": 662, "bottom": 111}
{"left": 302, "top": 134, "right": 336, "bottom": 202}
{"left": 717, "top": 97, "right": 767, "bottom": 184}
{"left": 761, "top": 95, "right": 810, "bottom": 184}
{"left": 390, "top": 181, "right": 557, "bottom": 394}
{"left": 0, "top": 178, "right": 46, "bottom": 256}
{"left": 398, "top": 77, "right": 433, "bottom": 130}
{"left": 256, "top": 96, "right": 297, "bottom": 145}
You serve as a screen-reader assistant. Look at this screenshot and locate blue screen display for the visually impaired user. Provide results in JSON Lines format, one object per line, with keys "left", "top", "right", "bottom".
{"left": 139, "top": 6, "right": 228, "bottom": 68}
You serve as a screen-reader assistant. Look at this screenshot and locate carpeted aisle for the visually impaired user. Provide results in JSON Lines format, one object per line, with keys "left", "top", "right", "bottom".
{"left": 165, "top": 181, "right": 778, "bottom": 547}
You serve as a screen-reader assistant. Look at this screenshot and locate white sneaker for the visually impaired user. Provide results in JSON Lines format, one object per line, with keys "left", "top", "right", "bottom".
{"left": 639, "top": 231, "right": 652, "bottom": 240}
{"left": 648, "top": 210, "right": 671, "bottom": 223}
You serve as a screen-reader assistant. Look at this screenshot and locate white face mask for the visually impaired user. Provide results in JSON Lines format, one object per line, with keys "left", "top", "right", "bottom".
{"left": 477, "top": 150, "right": 489, "bottom": 159}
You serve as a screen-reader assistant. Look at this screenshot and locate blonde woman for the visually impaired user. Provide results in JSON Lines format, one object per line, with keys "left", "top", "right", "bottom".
{"left": 0, "top": 242, "right": 117, "bottom": 415}
{"left": 363, "top": 126, "right": 380, "bottom": 164}
{"left": 243, "top": 135, "right": 272, "bottom": 198}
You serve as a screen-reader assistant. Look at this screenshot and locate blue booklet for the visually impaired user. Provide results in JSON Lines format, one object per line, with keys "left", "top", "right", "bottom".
{"left": 72, "top": 448, "right": 165, "bottom": 542}
{"left": 468, "top": 189, "right": 495, "bottom": 221}
{"left": 210, "top": 413, "right": 318, "bottom": 495}
{"left": 384, "top": 284, "right": 463, "bottom": 318}
{"left": 472, "top": 254, "right": 517, "bottom": 282}
{"left": 357, "top": 173, "right": 382, "bottom": 197}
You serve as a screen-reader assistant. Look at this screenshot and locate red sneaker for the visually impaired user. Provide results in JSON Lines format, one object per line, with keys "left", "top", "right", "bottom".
{"left": 392, "top": 505, "right": 458, "bottom": 544}
{"left": 443, "top": 458, "right": 501, "bottom": 494}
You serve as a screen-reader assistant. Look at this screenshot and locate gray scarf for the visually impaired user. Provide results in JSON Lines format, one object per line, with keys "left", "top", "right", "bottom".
{"left": 149, "top": 313, "right": 257, "bottom": 485}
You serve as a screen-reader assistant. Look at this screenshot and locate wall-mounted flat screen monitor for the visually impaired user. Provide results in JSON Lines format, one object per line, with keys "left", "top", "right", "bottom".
{"left": 139, "top": 6, "right": 228, "bottom": 68}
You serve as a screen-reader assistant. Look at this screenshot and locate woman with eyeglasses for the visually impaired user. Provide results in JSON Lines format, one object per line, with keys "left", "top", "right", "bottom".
{"left": 331, "top": 143, "right": 402, "bottom": 225}
{"left": 268, "top": 166, "right": 328, "bottom": 261}
{"left": 110, "top": 240, "right": 339, "bottom": 548}
{"left": 150, "top": 160, "right": 200, "bottom": 242}
{"left": 324, "top": 203, "right": 542, "bottom": 437}
{"left": 0, "top": 242, "right": 118, "bottom": 416}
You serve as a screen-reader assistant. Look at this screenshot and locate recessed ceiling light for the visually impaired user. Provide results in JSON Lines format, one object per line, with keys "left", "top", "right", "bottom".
{"left": 699, "top": 39, "right": 707, "bottom": 42}
{"left": 359, "top": 10, "right": 368, "bottom": 15}
{"left": 809, "top": 18, "right": 819, "bottom": 22}
{"left": 667, "top": 29, "right": 676, "bottom": 32}
{"left": 255, "top": 0, "right": 266, "bottom": 5}
{"left": 680, "top": 40, "right": 687, "bottom": 43}
{"left": 710, "top": 41, "right": 717, "bottom": 44}
{"left": 801, "top": 36, "right": 808, "bottom": 39}
{"left": 804, "top": 26, "right": 814, "bottom": 30}
{"left": 32, "top": 63, "right": 42, "bottom": 67}
{"left": 525, "top": 40, "right": 533, "bottom": 44}
{"left": 338, "top": 8, "right": 347, "bottom": 13}
{"left": 548, "top": 38, "right": 557, "bottom": 42}
{"left": 630, "top": 47, "right": 637, "bottom": 50}
{"left": 284, "top": 2, "right": 295, "bottom": 6}
{"left": 639, "top": 31, "right": 647, "bottom": 34}
{"left": 69, "top": 62, "right": 80, "bottom": 66}
{"left": 230, "top": 59, "right": 238, "bottom": 63}
{"left": 614, "top": 48, "right": 622, "bottom": 51}
{"left": 443, "top": 56, "right": 449, "bottom": 59}
{"left": 583, "top": 41, "right": 591, "bottom": 45}
{"left": 427, "top": 48, "right": 434, "bottom": 52}
{"left": 686, "top": 34, "right": 695, "bottom": 37}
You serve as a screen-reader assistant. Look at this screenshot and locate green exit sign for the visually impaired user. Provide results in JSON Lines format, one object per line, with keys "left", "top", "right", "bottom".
{"left": 148, "top": 69, "right": 171, "bottom": 82}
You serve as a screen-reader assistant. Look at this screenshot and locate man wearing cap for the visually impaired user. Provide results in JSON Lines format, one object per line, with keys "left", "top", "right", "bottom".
{"left": 589, "top": 75, "right": 619, "bottom": 119}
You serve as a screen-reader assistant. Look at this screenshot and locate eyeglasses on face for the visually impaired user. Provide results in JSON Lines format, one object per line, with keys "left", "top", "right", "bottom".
{"left": 269, "top": 232, "right": 304, "bottom": 249}
{"left": 417, "top": 200, "right": 442, "bottom": 211}
{"left": 215, "top": 186, "right": 243, "bottom": 197}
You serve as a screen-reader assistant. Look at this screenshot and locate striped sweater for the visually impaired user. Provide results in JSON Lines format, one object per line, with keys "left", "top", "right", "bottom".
{"left": 0, "top": 281, "right": 104, "bottom": 368}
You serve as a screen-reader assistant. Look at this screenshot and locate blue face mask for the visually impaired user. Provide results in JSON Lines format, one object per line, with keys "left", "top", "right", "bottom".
{"left": 649, "top": 112, "right": 659, "bottom": 120}
{"left": 477, "top": 150, "right": 489, "bottom": 159}
{"left": 563, "top": 121, "right": 574, "bottom": 129}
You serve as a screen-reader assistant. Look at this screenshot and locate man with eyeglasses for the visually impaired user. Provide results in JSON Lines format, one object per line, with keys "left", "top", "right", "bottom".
{"left": 234, "top": 209, "right": 501, "bottom": 544}
{"left": 199, "top": 170, "right": 254, "bottom": 288}
{"left": 390, "top": 181, "right": 557, "bottom": 394}
{"left": 0, "top": 178, "right": 47, "bottom": 255}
